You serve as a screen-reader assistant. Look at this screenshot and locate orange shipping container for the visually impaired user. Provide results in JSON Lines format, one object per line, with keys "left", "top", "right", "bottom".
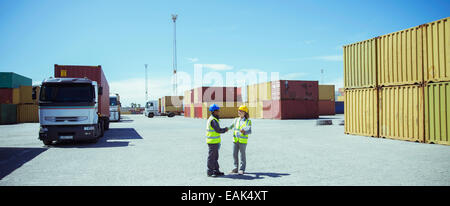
{"left": 17, "top": 104, "right": 39, "bottom": 123}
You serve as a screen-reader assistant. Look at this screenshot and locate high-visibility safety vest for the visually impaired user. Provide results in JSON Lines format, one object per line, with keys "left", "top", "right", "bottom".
{"left": 233, "top": 118, "right": 251, "bottom": 144}
{"left": 206, "top": 116, "right": 221, "bottom": 144}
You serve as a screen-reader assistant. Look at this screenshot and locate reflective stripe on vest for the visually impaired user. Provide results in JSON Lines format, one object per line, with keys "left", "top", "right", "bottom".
{"left": 233, "top": 118, "right": 250, "bottom": 144}
{"left": 206, "top": 116, "right": 221, "bottom": 144}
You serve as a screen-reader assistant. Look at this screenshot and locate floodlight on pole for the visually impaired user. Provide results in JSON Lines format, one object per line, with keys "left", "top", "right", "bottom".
{"left": 172, "top": 14, "right": 178, "bottom": 95}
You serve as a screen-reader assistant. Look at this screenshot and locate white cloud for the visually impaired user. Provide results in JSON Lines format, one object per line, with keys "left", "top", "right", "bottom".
{"left": 186, "top": 57, "right": 199, "bottom": 63}
{"left": 200, "top": 64, "right": 234, "bottom": 71}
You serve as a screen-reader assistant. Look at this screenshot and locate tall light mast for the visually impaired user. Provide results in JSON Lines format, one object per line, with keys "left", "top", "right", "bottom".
{"left": 172, "top": 14, "right": 178, "bottom": 95}
{"left": 145, "top": 64, "right": 148, "bottom": 102}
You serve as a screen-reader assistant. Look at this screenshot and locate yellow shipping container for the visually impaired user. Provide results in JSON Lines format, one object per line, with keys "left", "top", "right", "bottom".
{"left": 337, "top": 95, "right": 345, "bottom": 102}
{"left": 319, "top": 85, "right": 335, "bottom": 100}
{"left": 246, "top": 101, "right": 263, "bottom": 119}
{"left": 17, "top": 104, "right": 39, "bottom": 123}
{"left": 345, "top": 88, "right": 378, "bottom": 137}
{"left": 19, "top": 86, "right": 33, "bottom": 104}
{"left": 247, "top": 82, "right": 271, "bottom": 102}
{"left": 190, "top": 104, "right": 195, "bottom": 118}
{"left": 378, "top": 25, "right": 424, "bottom": 86}
{"left": 164, "top": 106, "right": 183, "bottom": 113}
{"left": 423, "top": 17, "right": 450, "bottom": 83}
{"left": 201, "top": 102, "right": 240, "bottom": 119}
{"left": 425, "top": 82, "right": 450, "bottom": 145}
{"left": 343, "top": 38, "right": 377, "bottom": 89}
{"left": 379, "top": 85, "right": 424, "bottom": 142}
{"left": 162, "top": 96, "right": 183, "bottom": 107}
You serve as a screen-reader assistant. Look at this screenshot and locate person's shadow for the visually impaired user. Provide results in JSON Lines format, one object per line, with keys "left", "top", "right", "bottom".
{"left": 221, "top": 172, "right": 290, "bottom": 180}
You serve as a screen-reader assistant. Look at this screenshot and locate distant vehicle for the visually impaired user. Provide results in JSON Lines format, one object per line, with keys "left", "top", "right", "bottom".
{"left": 144, "top": 100, "right": 176, "bottom": 118}
{"left": 109, "top": 94, "right": 121, "bottom": 121}
{"left": 38, "top": 65, "right": 110, "bottom": 145}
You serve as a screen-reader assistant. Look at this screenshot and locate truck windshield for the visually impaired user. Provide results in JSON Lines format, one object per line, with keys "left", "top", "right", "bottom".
{"left": 110, "top": 97, "right": 118, "bottom": 106}
{"left": 40, "top": 83, "right": 94, "bottom": 102}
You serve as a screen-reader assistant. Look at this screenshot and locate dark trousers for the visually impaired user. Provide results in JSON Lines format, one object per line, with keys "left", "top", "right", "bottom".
{"left": 207, "top": 143, "right": 220, "bottom": 174}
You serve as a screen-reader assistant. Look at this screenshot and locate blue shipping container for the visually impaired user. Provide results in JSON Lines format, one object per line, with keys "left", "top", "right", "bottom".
{"left": 335, "top": 101, "right": 344, "bottom": 114}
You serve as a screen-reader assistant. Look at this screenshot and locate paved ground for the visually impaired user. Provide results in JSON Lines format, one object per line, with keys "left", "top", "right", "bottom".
{"left": 0, "top": 114, "right": 449, "bottom": 186}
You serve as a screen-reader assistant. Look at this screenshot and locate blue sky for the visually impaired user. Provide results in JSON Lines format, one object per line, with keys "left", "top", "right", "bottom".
{"left": 0, "top": 0, "right": 449, "bottom": 106}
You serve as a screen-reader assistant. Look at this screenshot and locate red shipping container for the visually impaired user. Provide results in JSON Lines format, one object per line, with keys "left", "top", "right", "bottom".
{"left": 184, "top": 106, "right": 190, "bottom": 117}
{"left": 194, "top": 103, "right": 203, "bottom": 118}
{"left": 0, "top": 88, "right": 14, "bottom": 104}
{"left": 54, "top": 64, "right": 110, "bottom": 117}
{"left": 318, "top": 100, "right": 336, "bottom": 115}
{"left": 271, "top": 80, "right": 318, "bottom": 101}
{"left": 195, "top": 87, "right": 239, "bottom": 103}
{"left": 263, "top": 99, "right": 318, "bottom": 119}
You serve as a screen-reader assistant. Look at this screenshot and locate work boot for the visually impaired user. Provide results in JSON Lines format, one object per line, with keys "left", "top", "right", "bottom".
{"left": 230, "top": 168, "right": 238, "bottom": 174}
{"left": 214, "top": 171, "right": 225, "bottom": 176}
{"left": 238, "top": 170, "right": 245, "bottom": 175}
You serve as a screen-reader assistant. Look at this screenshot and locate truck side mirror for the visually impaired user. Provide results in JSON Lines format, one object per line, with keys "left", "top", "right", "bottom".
{"left": 98, "top": 87, "right": 103, "bottom": 95}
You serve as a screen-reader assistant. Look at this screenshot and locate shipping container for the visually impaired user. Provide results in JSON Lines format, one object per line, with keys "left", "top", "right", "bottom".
{"left": 337, "top": 96, "right": 345, "bottom": 102}
{"left": 335, "top": 101, "right": 344, "bottom": 114}
{"left": 194, "top": 87, "right": 239, "bottom": 103}
{"left": 162, "top": 96, "right": 183, "bottom": 107}
{"left": 32, "top": 86, "right": 40, "bottom": 104}
{"left": 247, "top": 82, "right": 272, "bottom": 102}
{"left": 246, "top": 101, "right": 263, "bottom": 119}
{"left": 17, "top": 104, "right": 39, "bottom": 123}
{"left": 184, "top": 90, "right": 192, "bottom": 105}
{"left": 54, "top": 64, "right": 110, "bottom": 117}
{"left": 263, "top": 100, "right": 318, "bottom": 119}
{"left": 19, "top": 86, "right": 33, "bottom": 104}
{"left": 0, "top": 88, "right": 20, "bottom": 104}
{"left": 379, "top": 85, "right": 424, "bottom": 142}
{"left": 271, "top": 80, "right": 318, "bottom": 101}
{"left": 319, "top": 85, "right": 335, "bottom": 100}
{"left": 0, "top": 104, "right": 17, "bottom": 124}
{"left": 378, "top": 25, "right": 424, "bottom": 86}
{"left": 201, "top": 102, "right": 240, "bottom": 119}
{"left": 194, "top": 103, "right": 203, "bottom": 118}
{"left": 345, "top": 88, "right": 378, "bottom": 137}
{"left": 425, "top": 82, "right": 450, "bottom": 145}
{"left": 0, "top": 72, "right": 32, "bottom": 88}
{"left": 163, "top": 106, "right": 183, "bottom": 113}
{"left": 184, "top": 106, "right": 190, "bottom": 117}
{"left": 343, "top": 38, "right": 377, "bottom": 88}
{"left": 423, "top": 17, "right": 450, "bottom": 83}
{"left": 158, "top": 98, "right": 162, "bottom": 113}
{"left": 318, "top": 100, "right": 336, "bottom": 115}
{"left": 190, "top": 104, "right": 195, "bottom": 118}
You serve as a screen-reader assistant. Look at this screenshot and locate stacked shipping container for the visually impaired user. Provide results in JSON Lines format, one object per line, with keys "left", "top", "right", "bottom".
{"left": 318, "top": 85, "right": 335, "bottom": 115}
{"left": 344, "top": 17, "right": 450, "bottom": 145}
{"left": 262, "top": 80, "right": 319, "bottom": 119}
{"left": 0, "top": 72, "right": 37, "bottom": 124}
{"left": 184, "top": 87, "right": 241, "bottom": 119}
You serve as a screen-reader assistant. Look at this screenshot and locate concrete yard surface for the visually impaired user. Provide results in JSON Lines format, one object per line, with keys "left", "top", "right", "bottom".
{"left": 0, "top": 114, "right": 449, "bottom": 186}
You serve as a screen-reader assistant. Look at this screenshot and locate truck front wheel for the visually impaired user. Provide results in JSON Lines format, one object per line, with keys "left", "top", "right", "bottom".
{"left": 43, "top": 140, "right": 52, "bottom": 146}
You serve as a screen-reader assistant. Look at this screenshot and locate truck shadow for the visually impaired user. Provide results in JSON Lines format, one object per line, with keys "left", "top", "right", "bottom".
{"left": 0, "top": 147, "right": 48, "bottom": 180}
{"left": 221, "top": 172, "right": 290, "bottom": 180}
{"left": 49, "top": 128, "right": 142, "bottom": 148}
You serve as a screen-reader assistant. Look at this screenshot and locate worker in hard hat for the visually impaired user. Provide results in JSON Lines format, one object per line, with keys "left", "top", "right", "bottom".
{"left": 206, "top": 104, "right": 229, "bottom": 177}
{"left": 228, "top": 105, "right": 252, "bottom": 175}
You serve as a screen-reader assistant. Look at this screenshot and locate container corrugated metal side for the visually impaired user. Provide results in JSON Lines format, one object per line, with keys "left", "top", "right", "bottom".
{"left": 344, "top": 88, "right": 378, "bottom": 137}
{"left": 377, "top": 25, "right": 424, "bottom": 86}
{"left": 0, "top": 104, "right": 17, "bottom": 124}
{"left": 423, "top": 17, "right": 450, "bottom": 83}
{"left": 0, "top": 72, "right": 32, "bottom": 88}
{"left": 194, "top": 103, "right": 202, "bottom": 118}
{"left": 184, "top": 90, "right": 192, "bottom": 105}
{"left": 319, "top": 85, "right": 335, "bottom": 100}
{"left": 318, "top": 100, "right": 335, "bottom": 115}
{"left": 271, "top": 80, "right": 318, "bottom": 101}
{"left": 184, "top": 106, "right": 190, "bottom": 117}
{"left": 201, "top": 102, "right": 239, "bottom": 119}
{"left": 335, "top": 101, "right": 344, "bottom": 114}
{"left": 425, "top": 82, "right": 450, "bottom": 145}
{"left": 247, "top": 101, "right": 263, "bottom": 119}
{"left": 0, "top": 88, "right": 20, "bottom": 104}
{"left": 263, "top": 100, "right": 318, "bottom": 119}
{"left": 17, "top": 104, "right": 39, "bottom": 123}
{"left": 343, "top": 38, "right": 377, "bottom": 89}
{"left": 19, "top": 86, "right": 33, "bottom": 104}
{"left": 379, "top": 85, "right": 424, "bottom": 142}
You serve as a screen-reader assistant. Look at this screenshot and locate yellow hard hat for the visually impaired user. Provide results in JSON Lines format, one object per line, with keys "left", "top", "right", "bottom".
{"left": 238, "top": 105, "right": 248, "bottom": 113}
